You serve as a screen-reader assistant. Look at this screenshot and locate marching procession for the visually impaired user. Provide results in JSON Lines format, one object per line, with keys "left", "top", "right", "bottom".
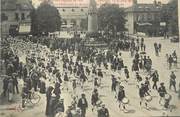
{"left": 0, "top": 35, "right": 180, "bottom": 117}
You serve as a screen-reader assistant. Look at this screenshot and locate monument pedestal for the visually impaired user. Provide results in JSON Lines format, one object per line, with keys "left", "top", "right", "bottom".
{"left": 82, "top": 0, "right": 107, "bottom": 48}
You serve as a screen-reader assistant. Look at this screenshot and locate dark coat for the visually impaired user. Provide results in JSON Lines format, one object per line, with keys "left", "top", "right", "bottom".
{"left": 91, "top": 92, "right": 99, "bottom": 105}
{"left": 45, "top": 89, "right": 53, "bottom": 115}
{"left": 118, "top": 90, "right": 125, "bottom": 101}
{"left": 77, "top": 98, "right": 88, "bottom": 109}
{"left": 98, "top": 108, "right": 109, "bottom": 117}
{"left": 139, "top": 87, "right": 146, "bottom": 98}
{"left": 158, "top": 86, "right": 167, "bottom": 97}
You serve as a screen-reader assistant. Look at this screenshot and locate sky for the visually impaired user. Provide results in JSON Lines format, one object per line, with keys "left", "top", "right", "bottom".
{"left": 32, "top": 0, "right": 170, "bottom": 8}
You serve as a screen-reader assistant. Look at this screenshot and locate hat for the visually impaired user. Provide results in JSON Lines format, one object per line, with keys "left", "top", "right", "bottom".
{"left": 160, "top": 82, "right": 164, "bottom": 85}
{"left": 120, "top": 86, "right": 124, "bottom": 89}
{"left": 81, "top": 93, "right": 85, "bottom": 97}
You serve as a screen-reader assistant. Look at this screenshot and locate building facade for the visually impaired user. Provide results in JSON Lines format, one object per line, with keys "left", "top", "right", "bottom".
{"left": 125, "top": 0, "right": 164, "bottom": 36}
{"left": 1, "top": 0, "right": 33, "bottom": 36}
{"left": 45, "top": 0, "right": 133, "bottom": 32}
{"left": 57, "top": 7, "right": 88, "bottom": 31}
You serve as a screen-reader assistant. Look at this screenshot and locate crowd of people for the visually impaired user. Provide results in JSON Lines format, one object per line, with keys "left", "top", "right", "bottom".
{"left": 0, "top": 35, "right": 180, "bottom": 117}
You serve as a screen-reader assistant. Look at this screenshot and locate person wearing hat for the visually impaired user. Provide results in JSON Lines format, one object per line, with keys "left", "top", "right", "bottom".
{"left": 77, "top": 94, "right": 88, "bottom": 117}
{"left": 80, "top": 71, "right": 88, "bottom": 90}
{"left": 111, "top": 75, "right": 117, "bottom": 92}
{"left": 124, "top": 66, "right": 129, "bottom": 81}
{"left": 45, "top": 86, "right": 54, "bottom": 116}
{"left": 21, "top": 82, "right": 29, "bottom": 108}
{"left": 97, "top": 69, "right": 103, "bottom": 86}
{"left": 169, "top": 71, "right": 177, "bottom": 92}
{"left": 72, "top": 79, "right": 77, "bottom": 96}
{"left": 98, "top": 104, "right": 109, "bottom": 117}
{"left": 149, "top": 70, "right": 159, "bottom": 90}
{"left": 91, "top": 89, "right": 99, "bottom": 111}
{"left": 136, "top": 72, "right": 142, "bottom": 82}
{"left": 158, "top": 82, "right": 167, "bottom": 104}
{"left": 3, "top": 76, "right": 9, "bottom": 97}
{"left": 139, "top": 83, "right": 149, "bottom": 109}
{"left": 94, "top": 77, "right": 99, "bottom": 89}
{"left": 53, "top": 82, "right": 61, "bottom": 97}
{"left": 85, "top": 66, "right": 90, "bottom": 76}
{"left": 92, "top": 66, "right": 97, "bottom": 75}
{"left": 118, "top": 86, "right": 126, "bottom": 112}
{"left": 63, "top": 72, "right": 69, "bottom": 91}
{"left": 12, "top": 73, "right": 19, "bottom": 94}
{"left": 144, "top": 77, "right": 150, "bottom": 95}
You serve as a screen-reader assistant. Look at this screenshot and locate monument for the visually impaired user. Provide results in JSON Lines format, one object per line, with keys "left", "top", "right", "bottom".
{"left": 88, "top": 0, "right": 98, "bottom": 35}
{"left": 83, "top": 0, "right": 107, "bottom": 48}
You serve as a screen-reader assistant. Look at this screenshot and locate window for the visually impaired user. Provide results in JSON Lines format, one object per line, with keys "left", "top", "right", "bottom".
{"left": 141, "top": 14, "right": 144, "bottom": 21}
{"left": 71, "top": 19, "right": 76, "bottom": 25}
{"left": 1, "top": 13, "right": 8, "bottom": 22}
{"left": 147, "top": 14, "right": 152, "bottom": 21}
{"left": 62, "top": 20, "right": 67, "bottom": 25}
{"left": 21, "top": 13, "right": 25, "bottom": 20}
{"left": 15, "top": 13, "right": 19, "bottom": 21}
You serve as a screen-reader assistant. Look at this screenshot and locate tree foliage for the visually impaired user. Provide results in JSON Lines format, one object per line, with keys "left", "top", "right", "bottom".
{"left": 98, "top": 4, "right": 127, "bottom": 35}
{"left": 31, "top": 2, "right": 61, "bottom": 35}
{"left": 161, "top": 0, "right": 178, "bottom": 35}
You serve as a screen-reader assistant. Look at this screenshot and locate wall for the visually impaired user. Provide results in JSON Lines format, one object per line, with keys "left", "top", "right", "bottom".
{"left": 1, "top": 9, "right": 31, "bottom": 36}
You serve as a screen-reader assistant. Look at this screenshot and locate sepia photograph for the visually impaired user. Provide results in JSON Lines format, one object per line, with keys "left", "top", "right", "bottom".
{"left": 0, "top": 0, "right": 180, "bottom": 117}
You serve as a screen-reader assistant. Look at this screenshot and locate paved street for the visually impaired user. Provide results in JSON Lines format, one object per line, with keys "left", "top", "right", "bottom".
{"left": 0, "top": 37, "right": 180, "bottom": 117}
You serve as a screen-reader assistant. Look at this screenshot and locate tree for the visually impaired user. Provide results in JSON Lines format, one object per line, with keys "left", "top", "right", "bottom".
{"left": 161, "top": 0, "right": 178, "bottom": 35}
{"left": 30, "top": 9, "right": 38, "bottom": 36}
{"left": 31, "top": 2, "right": 61, "bottom": 36}
{"left": 98, "top": 4, "right": 127, "bottom": 37}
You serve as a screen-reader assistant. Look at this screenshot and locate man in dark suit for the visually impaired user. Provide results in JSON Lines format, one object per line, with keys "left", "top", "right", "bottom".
{"left": 77, "top": 93, "right": 88, "bottom": 117}
{"left": 98, "top": 104, "right": 109, "bottom": 117}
